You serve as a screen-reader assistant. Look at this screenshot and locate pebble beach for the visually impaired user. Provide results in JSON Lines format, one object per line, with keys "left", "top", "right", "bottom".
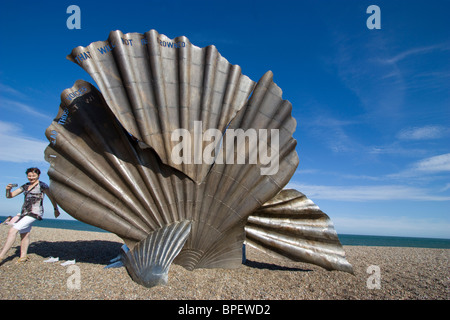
{"left": 0, "top": 226, "right": 448, "bottom": 300}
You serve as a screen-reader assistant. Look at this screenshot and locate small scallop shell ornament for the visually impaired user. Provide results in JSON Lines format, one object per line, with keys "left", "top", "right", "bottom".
{"left": 45, "top": 29, "right": 352, "bottom": 288}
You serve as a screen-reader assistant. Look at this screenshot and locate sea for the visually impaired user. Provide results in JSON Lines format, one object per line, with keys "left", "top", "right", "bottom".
{"left": 1, "top": 215, "right": 449, "bottom": 249}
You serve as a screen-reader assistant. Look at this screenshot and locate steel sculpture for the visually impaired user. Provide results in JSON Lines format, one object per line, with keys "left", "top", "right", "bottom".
{"left": 45, "top": 29, "right": 353, "bottom": 288}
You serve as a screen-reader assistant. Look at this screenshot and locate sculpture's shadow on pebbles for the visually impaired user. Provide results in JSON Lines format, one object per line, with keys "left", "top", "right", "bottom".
{"left": 28, "top": 240, "right": 122, "bottom": 265}
{"left": 244, "top": 260, "right": 312, "bottom": 272}
{"left": 21, "top": 239, "right": 314, "bottom": 271}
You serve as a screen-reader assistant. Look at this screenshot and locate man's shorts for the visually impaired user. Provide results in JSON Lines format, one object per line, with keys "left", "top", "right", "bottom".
{"left": 13, "top": 215, "right": 36, "bottom": 234}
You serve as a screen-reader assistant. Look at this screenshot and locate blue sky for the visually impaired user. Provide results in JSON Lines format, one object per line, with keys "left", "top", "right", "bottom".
{"left": 0, "top": 0, "right": 449, "bottom": 238}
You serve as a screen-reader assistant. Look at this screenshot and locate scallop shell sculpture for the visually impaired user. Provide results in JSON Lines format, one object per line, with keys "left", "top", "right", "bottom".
{"left": 45, "top": 29, "right": 352, "bottom": 288}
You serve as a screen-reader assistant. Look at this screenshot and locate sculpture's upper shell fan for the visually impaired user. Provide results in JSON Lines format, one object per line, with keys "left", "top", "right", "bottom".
{"left": 67, "top": 30, "right": 255, "bottom": 184}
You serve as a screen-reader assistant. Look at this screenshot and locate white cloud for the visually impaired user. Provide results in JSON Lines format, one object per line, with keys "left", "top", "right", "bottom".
{"left": 286, "top": 182, "right": 450, "bottom": 202}
{"left": 397, "top": 126, "right": 448, "bottom": 140}
{"left": 368, "top": 144, "right": 427, "bottom": 156}
{"left": 379, "top": 44, "right": 445, "bottom": 65}
{"left": 0, "top": 121, "right": 48, "bottom": 163}
{"left": 387, "top": 153, "right": 450, "bottom": 180}
{"left": 1, "top": 98, "right": 51, "bottom": 120}
{"left": 413, "top": 153, "right": 450, "bottom": 172}
{"left": 0, "top": 83, "right": 24, "bottom": 97}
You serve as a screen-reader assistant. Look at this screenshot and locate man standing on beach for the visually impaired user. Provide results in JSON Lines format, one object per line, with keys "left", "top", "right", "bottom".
{"left": 0, "top": 167, "right": 60, "bottom": 264}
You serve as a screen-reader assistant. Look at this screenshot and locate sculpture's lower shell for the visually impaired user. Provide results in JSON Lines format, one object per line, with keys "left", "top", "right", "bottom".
{"left": 122, "top": 220, "right": 191, "bottom": 287}
{"left": 246, "top": 189, "right": 354, "bottom": 274}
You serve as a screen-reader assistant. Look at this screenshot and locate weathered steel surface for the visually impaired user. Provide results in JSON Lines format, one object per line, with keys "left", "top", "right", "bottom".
{"left": 44, "top": 29, "right": 352, "bottom": 287}
{"left": 122, "top": 220, "right": 192, "bottom": 288}
{"left": 45, "top": 75, "right": 298, "bottom": 271}
{"left": 246, "top": 189, "right": 354, "bottom": 274}
{"left": 67, "top": 30, "right": 255, "bottom": 185}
